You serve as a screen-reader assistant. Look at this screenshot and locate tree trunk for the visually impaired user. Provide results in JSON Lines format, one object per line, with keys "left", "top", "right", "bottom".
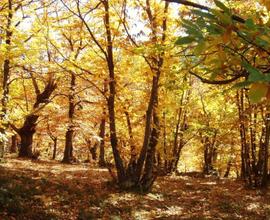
{"left": 12, "top": 76, "right": 56, "bottom": 159}
{"left": 125, "top": 109, "right": 137, "bottom": 170}
{"left": 52, "top": 137, "right": 57, "bottom": 160}
{"left": 95, "top": 0, "right": 168, "bottom": 192}
{"left": 18, "top": 114, "right": 38, "bottom": 158}
{"left": 0, "top": 0, "right": 13, "bottom": 158}
{"left": 10, "top": 134, "right": 18, "bottom": 153}
{"left": 224, "top": 160, "right": 232, "bottom": 178}
{"left": 89, "top": 117, "right": 106, "bottom": 162}
{"left": 261, "top": 111, "right": 270, "bottom": 187}
{"left": 236, "top": 90, "right": 269, "bottom": 187}
{"left": 237, "top": 90, "right": 247, "bottom": 179}
{"left": 18, "top": 132, "right": 34, "bottom": 157}
{"left": 103, "top": 0, "right": 125, "bottom": 182}
{"left": 63, "top": 129, "right": 74, "bottom": 163}
{"left": 135, "top": 74, "right": 160, "bottom": 184}
{"left": 90, "top": 146, "right": 97, "bottom": 160}
{"left": 99, "top": 115, "right": 106, "bottom": 167}
{"left": 62, "top": 73, "right": 76, "bottom": 163}
{"left": 140, "top": 108, "right": 160, "bottom": 191}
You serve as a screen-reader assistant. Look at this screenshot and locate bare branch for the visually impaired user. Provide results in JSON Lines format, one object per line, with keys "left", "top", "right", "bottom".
{"left": 189, "top": 70, "right": 246, "bottom": 85}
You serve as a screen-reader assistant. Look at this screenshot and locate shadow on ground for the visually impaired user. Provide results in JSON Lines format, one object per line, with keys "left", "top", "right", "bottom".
{"left": 0, "top": 159, "right": 269, "bottom": 220}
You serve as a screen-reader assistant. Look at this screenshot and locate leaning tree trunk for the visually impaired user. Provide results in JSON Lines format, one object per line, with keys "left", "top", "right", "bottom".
{"left": 140, "top": 106, "right": 160, "bottom": 192}
{"left": 132, "top": 72, "right": 160, "bottom": 188}
{"left": 12, "top": 76, "right": 57, "bottom": 158}
{"left": 103, "top": 0, "right": 125, "bottom": 182}
{"left": 92, "top": 0, "right": 169, "bottom": 192}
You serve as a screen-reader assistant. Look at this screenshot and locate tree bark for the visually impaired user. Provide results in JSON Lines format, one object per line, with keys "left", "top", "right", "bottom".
{"left": 52, "top": 137, "right": 57, "bottom": 160}
{"left": 124, "top": 109, "right": 137, "bottom": 170}
{"left": 140, "top": 106, "right": 160, "bottom": 191}
{"left": 99, "top": 114, "right": 106, "bottom": 167}
{"left": 76, "top": 0, "right": 169, "bottom": 192}
{"left": 16, "top": 77, "right": 56, "bottom": 158}
{"left": 18, "top": 115, "right": 39, "bottom": 157}
{"left": 224, "top": 160, "right": 232, "bottom": 178}
{"left": 89, "top": 117, "right": 106, "bottom": 163}
{"left": 63, "top": 129, "right": 74, "bottom": 163}
{"left": 237, "top": 90, "right": 247, "bottom": 179}
{"left": 0, "top": 0, "right": 13, "bottom": 158}
{"left": 10, "top": 134, "right": 18, "bottom": 153}
{"left": 103, "top": 0, "right": 125, "bottom": 182}
{"left": 261, "top": 111, "right": 270, "bottom": 187}
{"left": 62, "top": 73, "right": 76, "bottom": 163}
{"left": 135, "top": 74, "right": 160, "bottom": 183}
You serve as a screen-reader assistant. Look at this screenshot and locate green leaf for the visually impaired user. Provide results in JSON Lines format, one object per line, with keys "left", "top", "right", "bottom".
{"left": 182, "top": 19, "right": 200, "bottom": 30}
{"left": 175, "top": 36, "right": 195, "bottom": 45}
{"left": 211, "top": 9, "right": 232, "bottom": 25}
{"left": 181, "top": 19, "right": 204, "bottom": 39}
{"left": 206, "top": 23, "right": 224, "bottom": 35}
{"left": 248, "top": 72, "right": 265, "bottom": 82}
{"left": 196, "top": 17, "right": 207, "bottom": 28}
{"left": 214, "top": 0, "right": 230, "bottom": 14}
{"left": 242, "top": 61, "right": 265, "bottom": 82}
{"left": 194, "top": 41, "right": 206, "bottom": 55}
{"left": 245, "top": 18, "right": 255, "bottom": 30}
{"left": 191, "top": 9, "right": 216, "bottom": 20}
{"left": 183, "top": 25, "right": 204, "bottom": 39}
{"left": 255, "top": 37, "right": 269, "bottom": 48}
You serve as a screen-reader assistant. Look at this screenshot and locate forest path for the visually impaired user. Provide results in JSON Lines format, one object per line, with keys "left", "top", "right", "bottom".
{"left": 0, "top": 158, "right": 269, "bottom": 220}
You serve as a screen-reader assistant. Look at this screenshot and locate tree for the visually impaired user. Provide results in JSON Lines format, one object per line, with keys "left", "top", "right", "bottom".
{"left": 168, "top": 0, "right": 270, "bottom": 187}
{"left": 0, "top": 0, "right": 13, "bottom": 157}
{"left": 11, "top": 74, "right": 57, "bottom": 157}
{"left": 57, "top": 0, "right": 176, "bottom": 192}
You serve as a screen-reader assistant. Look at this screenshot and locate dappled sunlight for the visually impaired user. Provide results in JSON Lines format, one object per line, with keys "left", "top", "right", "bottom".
{"left": 132, "top": 206, "right": 183, "bottom": 219}
{"left": 247, "top": 202, "right": 261, "bottom": 211}
{"left": 133, "top": 209, "right": 152, "bottom": 219}
{"left": 1, "top": 0, "right": 270, "bottom": 219}
{"left": 104, "top": 193, "right": 138, "bottom": 205}
{"left": 0, "top": 159, "right": 269, "bottom": 219}
{"left": 154, "top": 206, "right": 184, "bottom": 218}
{"left": 104, "top": 192, "right": 164, "bottom": 206}
{"left": 201, "top": 181, "right": 217, "bottom": 186}
{"left": 145, "top": 193, "right": 164, "bottom": 201}
{"left": 2, "top": 158, "right": 97, "bottom": 176}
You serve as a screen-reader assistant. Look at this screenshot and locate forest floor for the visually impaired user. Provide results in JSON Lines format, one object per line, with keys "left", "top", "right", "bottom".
{"left": 0, "top": 158, "right": 269, "bottom": 220}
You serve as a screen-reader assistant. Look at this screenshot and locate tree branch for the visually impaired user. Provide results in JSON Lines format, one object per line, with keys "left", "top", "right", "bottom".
{"left": 164, "top": 0, "right": 245, "bottom": 23}
{"left": 189, "top": 70, "right": 246, "bottom": 85}
{"left": 9, "top": 122, "right": 20, "bottom": 133}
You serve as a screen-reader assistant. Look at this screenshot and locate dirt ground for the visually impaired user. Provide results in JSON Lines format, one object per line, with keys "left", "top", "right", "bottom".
{"left": 0, "top": 158, "right": 269, "bottom": 220}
